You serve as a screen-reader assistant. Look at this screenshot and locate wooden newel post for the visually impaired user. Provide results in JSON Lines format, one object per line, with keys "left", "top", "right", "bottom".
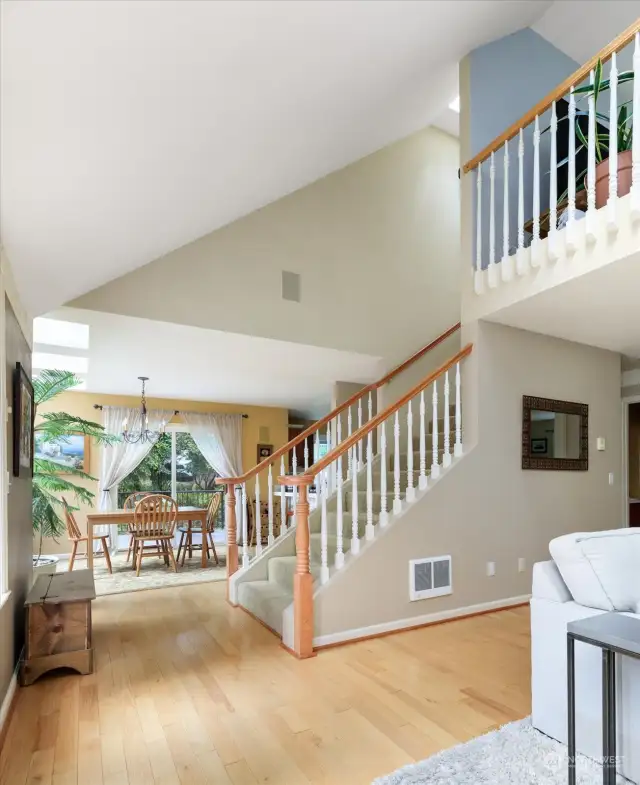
{"left": 293, "top": 482, "right": 314, "bottom": 659}
{"left": 222, "top": 482, "right": 239, "bottom": 604}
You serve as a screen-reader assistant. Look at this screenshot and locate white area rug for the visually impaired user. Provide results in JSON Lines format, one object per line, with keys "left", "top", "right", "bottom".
{"left": 373, "top": 719, "right": 630, "bottom": 784}
{"left": 57, "top": 547, "right": 227, "bottom": 596}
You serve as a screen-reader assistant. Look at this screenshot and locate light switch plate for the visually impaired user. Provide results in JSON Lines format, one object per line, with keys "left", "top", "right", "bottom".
{"left": 597, "top": 437, "right": 606, "bottom": 451}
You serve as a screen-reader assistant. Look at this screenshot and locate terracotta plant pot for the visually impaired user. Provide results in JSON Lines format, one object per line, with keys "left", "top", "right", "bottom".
{"left": 594, "top": 149, "right": 633, "bottom": 209}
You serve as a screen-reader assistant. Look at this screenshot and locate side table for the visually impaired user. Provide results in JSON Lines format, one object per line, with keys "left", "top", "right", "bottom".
{"left": 567, "top": 612, "right": 640, "bottom": 785}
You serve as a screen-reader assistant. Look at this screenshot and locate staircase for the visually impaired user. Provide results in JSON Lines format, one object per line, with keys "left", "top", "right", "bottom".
{"left": 236, "top": 425, "right": 453, "bottom": 635}
{"left": 218, "top": 324, "right": 471, "bottom": 657}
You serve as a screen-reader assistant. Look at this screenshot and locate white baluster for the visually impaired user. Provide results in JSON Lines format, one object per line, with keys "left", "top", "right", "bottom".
{"left": 292, "top": 450, "right": 298, "bottom": 527}
{"left": 632, "top": 34, "right": 640, "bottom": 221}
{"left": 335, "top": 446, "right": 344, "bottom": 568}
{"left": 406, "top": 400, "right": 415, "bottom": 502}
{"left": 488, "top": 152, "right": 497, "bottom": 288}
{"left": 267, "top": 463, "right": 274, "bottom": 545}
{"left": 279, "top": 456, "right": 286, "bottom": 534}
{"left": 454, "top": 363, "right": 463, "bottom": 458}
{"left": 516, "top": 128, "right": 528, "bottom": 276}
{"left": 365, "top": 427, "right": 374, "bottom": 541}
{"left": 431, "top": 381, "right": 440, "bottom": 479}
{"left": 501, "top": 141, "right": 513, "bottom": 281}
{"left": 393, "top": 411, "right": 401, "bottom": 514}
{"left": 531, "top": 115, "right": 542, "bottom": 267}
{"left": 419, "top": 390, "right": 427, "bottom": 491}
{"left": 346, "top": 406, "right": 353, "bottom": 478}
{"left": 548, "top": 101, "right": 559, "bottom": 262}
{"left": 566, "top": 86, "right": 578, "bottom": 254}
{"left": 443, "top": 372, "right": 451, "bottom": 469}
{"left": 320, "top": 472, "right": 329, "bottom": 584}
{"left": 314, "top": 429, "right": 319, "bottom": 463}
{"left": 351, "top": 445, "right": 360, "bottom": 555}
{"left": 379, "top": 419, "right": 389, "bottom": 526}
{"left": 607, "top": 52, "right": 619, "bottom": 233}
{"left": 326, "top": 421, "right": 332, "bottom": 494}
{"left": 586, "top": 68, "right": 598, "bottom": 242}
{"left": 474, "top": 162, "right": 483, "bottom": 294}
{"left": 304, "top": 435, "right": 309, "bottom": 471}
{"left": 254, "top": 473, "right": 262, "bottom": 556}
{"left": 241, "top": 483, "right": 249, "bottom": 567}
{"left": 357, "top": 397, "right": 364, "bottom": 469}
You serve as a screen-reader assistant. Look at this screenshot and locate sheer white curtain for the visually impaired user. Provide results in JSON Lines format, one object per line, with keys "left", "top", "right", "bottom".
{"left": 182, "top": 412, "right": 243, "bottom": 540}
{"left": 99, "top": 406, "right": 173, "bottom": 510}
{"left": 181, "top": 412, "right": 243, "bottom": 477}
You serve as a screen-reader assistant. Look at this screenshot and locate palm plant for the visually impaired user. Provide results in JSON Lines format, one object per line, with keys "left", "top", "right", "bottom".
{"left": 33, "top": 370, "right": 119, "bottom": 560}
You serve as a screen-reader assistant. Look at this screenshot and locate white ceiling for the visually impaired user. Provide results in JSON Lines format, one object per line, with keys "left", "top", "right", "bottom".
{"left": 1, "top": 0, "right": 551, "bottom": 317}
{"left": 35, "top": 308, "right": 383, "bottom": 417}
{"left": 533, "top": 1, "right": 640, "bottom": 65}
{"left": 487, "top": 251, "right": 640, "bottom": 361}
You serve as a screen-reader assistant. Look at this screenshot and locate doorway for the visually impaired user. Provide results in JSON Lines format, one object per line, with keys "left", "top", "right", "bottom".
{"left": 627, "top": 401, "right": 640, "bottom": 527}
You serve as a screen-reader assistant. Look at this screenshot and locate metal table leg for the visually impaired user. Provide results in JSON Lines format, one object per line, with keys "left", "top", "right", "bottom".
{"left": 568, "top": 634, "right": 576, "bottom": 785}
{"left": 603, "top": 648, "right": 616, "bottom": 785}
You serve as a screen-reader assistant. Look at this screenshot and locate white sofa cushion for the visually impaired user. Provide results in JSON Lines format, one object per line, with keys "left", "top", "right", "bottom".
{"left": 532, "top": 560, "right": 572, "bottom": 603}
{"left": 549, "top": 529, "right": 640, "bottom": 612}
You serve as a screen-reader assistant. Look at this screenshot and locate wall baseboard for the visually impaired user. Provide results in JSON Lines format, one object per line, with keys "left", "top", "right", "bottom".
{"left": 0, "top": 668, "right": 19, "bottom": 752}
{"left": 313, "top": 594, "right": 531, "bottom": 649}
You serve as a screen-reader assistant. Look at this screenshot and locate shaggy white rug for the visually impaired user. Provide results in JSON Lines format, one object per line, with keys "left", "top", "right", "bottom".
{"left": 373, "top": 719, "right": 629, "bottom": 784}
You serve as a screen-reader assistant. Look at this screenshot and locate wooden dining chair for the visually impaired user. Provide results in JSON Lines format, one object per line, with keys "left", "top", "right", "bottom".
{"left": 62, "top": 498, "right": 112, "bottom": 574}
{"left": 176, "top": 492, "right": 222, "bottom": 566}
{"left": 123, "top": 492, "right": 160, "bottom": 562}
{"left": 130, "top": 494, "right": 178, "bottom": 576}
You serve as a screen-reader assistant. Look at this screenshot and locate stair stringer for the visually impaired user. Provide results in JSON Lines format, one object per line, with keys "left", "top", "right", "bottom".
{"left": 281, "top": 447, "right": 468, "bottom": 650}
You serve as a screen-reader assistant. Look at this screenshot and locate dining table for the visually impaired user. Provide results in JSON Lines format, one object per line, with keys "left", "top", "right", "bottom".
{"left": 85, "top": 506, "right": 208, "bottom": 569}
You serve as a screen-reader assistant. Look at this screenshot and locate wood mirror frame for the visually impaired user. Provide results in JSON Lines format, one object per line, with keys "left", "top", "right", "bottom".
{"left": 522, "top": 395, "right": 589, "bottom": 471}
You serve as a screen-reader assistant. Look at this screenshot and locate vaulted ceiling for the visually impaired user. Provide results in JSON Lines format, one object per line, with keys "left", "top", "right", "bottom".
{"left": 1, "top": 0, "right": 553, "bottom": 317}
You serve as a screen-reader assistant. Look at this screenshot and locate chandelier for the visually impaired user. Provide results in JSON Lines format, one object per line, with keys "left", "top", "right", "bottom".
{"left": 122, "top": 377, "right": 164, "bottom": 444}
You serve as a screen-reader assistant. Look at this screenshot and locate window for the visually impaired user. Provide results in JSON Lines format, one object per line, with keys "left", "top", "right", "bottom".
{"left": 116, "top": 429, "right": 224, "bottom": 529}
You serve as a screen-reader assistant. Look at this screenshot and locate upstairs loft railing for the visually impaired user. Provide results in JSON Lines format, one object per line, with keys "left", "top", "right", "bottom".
{"left": 279, "top": 343, "right": 473, "bottom": 658}
{"left": 217, "top": 321, "right": 460, "bottom": 593}
{"left": 463, "top": 19, "right": 640, "bottom": 292}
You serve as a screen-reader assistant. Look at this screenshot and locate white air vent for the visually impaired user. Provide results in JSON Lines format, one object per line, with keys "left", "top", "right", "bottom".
{"left": 409, "top": 555, "right": 452, "bottom": 601}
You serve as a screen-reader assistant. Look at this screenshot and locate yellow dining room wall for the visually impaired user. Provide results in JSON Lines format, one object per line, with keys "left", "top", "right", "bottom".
{"left": 36, "top": 390, "right": 290, "bottom": 556}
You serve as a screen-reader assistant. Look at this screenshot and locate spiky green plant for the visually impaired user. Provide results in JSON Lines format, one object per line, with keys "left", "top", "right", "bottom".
{"left": 33, "top": 370, "right": 120, "bottom": 559}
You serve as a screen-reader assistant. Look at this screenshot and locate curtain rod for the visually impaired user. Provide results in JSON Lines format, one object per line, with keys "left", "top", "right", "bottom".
{"left": 92, "top": 404, "right": 248, "bottom": 418}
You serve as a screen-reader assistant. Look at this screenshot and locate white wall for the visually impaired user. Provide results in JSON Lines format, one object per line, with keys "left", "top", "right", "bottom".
{"left": 71, "top": 127, "right": 461, "bottom": 367}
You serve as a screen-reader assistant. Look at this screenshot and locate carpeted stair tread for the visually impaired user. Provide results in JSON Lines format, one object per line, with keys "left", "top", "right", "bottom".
{"left": 236, "top": 580, "right": 292, "bottom": 635}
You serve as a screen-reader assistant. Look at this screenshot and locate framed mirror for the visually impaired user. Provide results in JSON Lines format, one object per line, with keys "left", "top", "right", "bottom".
{"left": 522, "top": 395, "right": 588, "bottom": 471}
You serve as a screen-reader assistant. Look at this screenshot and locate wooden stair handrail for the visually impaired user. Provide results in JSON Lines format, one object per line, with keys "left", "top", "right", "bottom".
{"left": 280, "top": 343, "right": 473, "bottom": 485}
{"left": 218, "top": 322, "right": 460, "bottom": 486}
{"left": 462, "top": 18, "right": 640, "bottom": 174}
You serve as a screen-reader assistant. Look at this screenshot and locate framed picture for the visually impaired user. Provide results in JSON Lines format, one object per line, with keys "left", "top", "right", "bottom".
{"left": 531, "top": 437, "right": 548, "bottom": 455}
{"left": 257, "top": 443, "right": 273, "bottom": 463}
{"left": 13, "top": 362, "right": 34, "bottom": 477}
{"left": 34, "top": 431, "right": 91, "bottom": 473}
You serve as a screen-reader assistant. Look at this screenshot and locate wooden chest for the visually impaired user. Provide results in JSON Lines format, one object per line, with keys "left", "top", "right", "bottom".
{"left": 21, "top": 569, "right": 96, "bottom": 687}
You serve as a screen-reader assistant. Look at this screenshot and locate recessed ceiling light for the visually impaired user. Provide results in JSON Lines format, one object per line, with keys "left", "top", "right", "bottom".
{"left": 449, "top": 96, "right": 460, "bottom": 113}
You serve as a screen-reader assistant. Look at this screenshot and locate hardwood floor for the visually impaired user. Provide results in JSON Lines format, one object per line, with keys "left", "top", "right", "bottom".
{"left": 0, "top": 582, "right": 531, "bottom": 785}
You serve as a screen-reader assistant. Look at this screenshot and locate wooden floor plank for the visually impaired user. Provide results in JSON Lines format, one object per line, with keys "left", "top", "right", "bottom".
{"left": 1, "top": 582, "right": 531, "bottom": 785}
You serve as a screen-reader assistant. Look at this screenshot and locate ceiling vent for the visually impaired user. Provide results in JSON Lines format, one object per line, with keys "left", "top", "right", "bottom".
{"left": 409, "top": 555, "right": 452, "bottom": 601}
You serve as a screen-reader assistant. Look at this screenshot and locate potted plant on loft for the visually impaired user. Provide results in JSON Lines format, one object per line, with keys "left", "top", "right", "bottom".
{"left": 572, "top": 58, "right": 634, "bottom": 208}
{"left": 32, "top": 370, "right": 119, "bottom": 580}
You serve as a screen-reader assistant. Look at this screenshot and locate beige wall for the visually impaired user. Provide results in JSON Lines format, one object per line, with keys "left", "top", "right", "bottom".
{"left": 71, "top": 127, "right": 461, "bottom": 366}
{"left": 1, "top": 295, "right": 33, "bottom": 709}
{"left": 314, "top": 321, "right": 623, "bottom": 637}
{"left": 37, "top": 390, "right": 289, "bottom": 554}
